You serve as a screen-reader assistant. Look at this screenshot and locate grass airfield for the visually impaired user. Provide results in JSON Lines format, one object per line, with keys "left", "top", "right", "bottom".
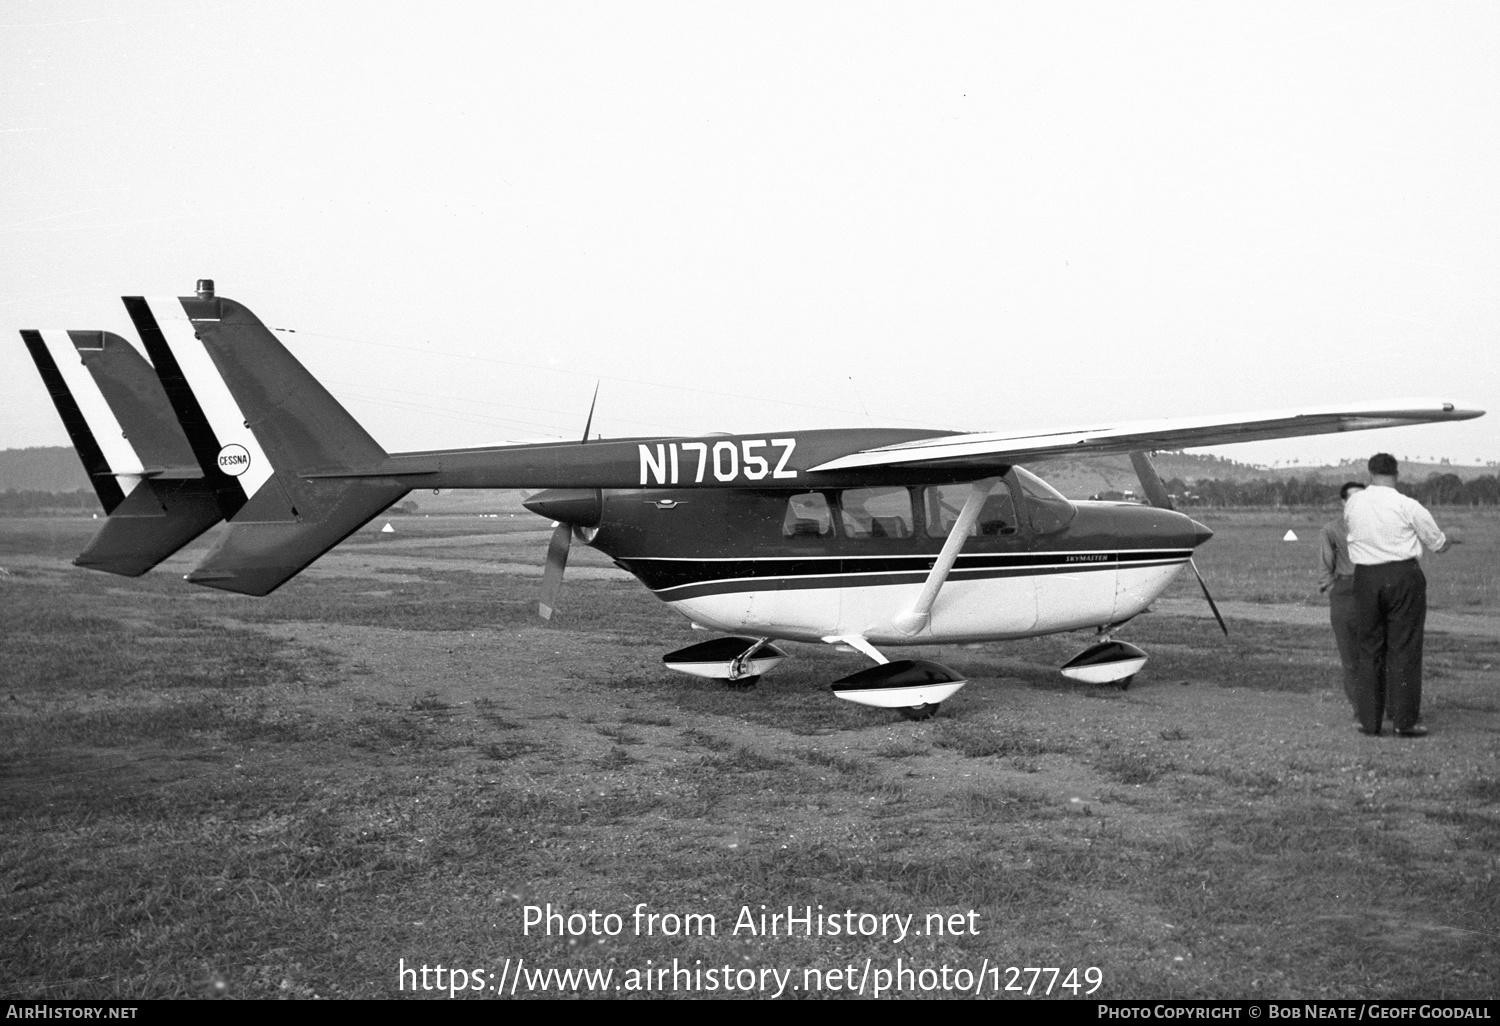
{"left": 1, "top": 506, "right": 1497, "bottom": 1000}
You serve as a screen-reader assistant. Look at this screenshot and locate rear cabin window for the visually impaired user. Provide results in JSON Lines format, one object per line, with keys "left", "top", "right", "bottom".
{"left": 782, "top": 492, "right": 833, "bottom": 538}
{"left": 840, "top": 487, "right": 914, "bottom": 539}
{"left": 923, "top": 482, "right": 1017, "bottom": 537}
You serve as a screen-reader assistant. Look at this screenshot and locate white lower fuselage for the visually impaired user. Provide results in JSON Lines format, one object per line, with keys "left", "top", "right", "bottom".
{"left": 663, "top": 551, "right": 1190, "bottom": 645}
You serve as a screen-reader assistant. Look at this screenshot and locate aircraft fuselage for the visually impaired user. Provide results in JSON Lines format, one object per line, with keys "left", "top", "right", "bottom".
{"left": 547, "top": 471, "right": 1214, "bottom": 646}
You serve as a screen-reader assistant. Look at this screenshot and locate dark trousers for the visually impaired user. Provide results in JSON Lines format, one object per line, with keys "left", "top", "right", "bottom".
{"left": 1328, "top": 576, "right": 1362, "bottom": 710}
{"left": 1352, "top": 560, "right": 1426, "bottom": 733}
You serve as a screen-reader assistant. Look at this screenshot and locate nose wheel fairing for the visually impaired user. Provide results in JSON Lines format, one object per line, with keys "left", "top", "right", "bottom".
{"left": 1060, "top": 639, "right": 1148, "bottom": 687}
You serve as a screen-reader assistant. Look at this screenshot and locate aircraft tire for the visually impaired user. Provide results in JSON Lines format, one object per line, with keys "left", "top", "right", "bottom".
{"left": 722, "top": 675, "right": 760, "bottom": 690}
{"left": 899, "top": 703, "right": 941, "bottom": 721}
{"left": 1116, "top": 675, "right": 1135, "bottom": 691}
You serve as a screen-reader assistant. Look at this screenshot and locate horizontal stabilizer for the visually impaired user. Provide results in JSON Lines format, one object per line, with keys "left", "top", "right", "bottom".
{"left": 184, "top": 479, "right": 408, "bottom": 595}
{"left": 75, "top": 480, "right": 223, "bottom": 577}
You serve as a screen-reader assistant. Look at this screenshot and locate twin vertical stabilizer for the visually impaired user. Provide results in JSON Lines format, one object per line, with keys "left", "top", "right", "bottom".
{"left": 118, "top": 287, "right": 407, "bottom": 595}
{"left": 20, "top": 328, "right": 221, "bottom": 575}
{"left": 23, "top": 284, "right": 407, "bottom": 591}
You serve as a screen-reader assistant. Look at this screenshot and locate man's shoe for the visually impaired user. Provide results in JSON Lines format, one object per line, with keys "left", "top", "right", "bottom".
{"left": 1395, "top": 725, "right": 1429, "bottom": 738}
{"left": 1357, "top": 726, "right": 1382, "bottom": 736}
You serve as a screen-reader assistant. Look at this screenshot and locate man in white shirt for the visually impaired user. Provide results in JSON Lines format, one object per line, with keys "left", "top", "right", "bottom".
{"left": 1344, "top": 453, "right": 1457, "bottom": 737}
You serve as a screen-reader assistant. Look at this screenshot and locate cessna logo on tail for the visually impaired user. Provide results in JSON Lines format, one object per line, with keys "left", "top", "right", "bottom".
{"left": 216, "top": 443, "right": 251, "bottom": 476}
{"left": 639, "top": 438, "right": 798, "bottom": 486}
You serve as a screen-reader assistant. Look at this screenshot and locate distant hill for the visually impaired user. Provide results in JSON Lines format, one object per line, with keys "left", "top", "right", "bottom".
{"left": 1031, "top": 453, "right": 1259, "bottom": 498}
{"left": 1274, "top": 458, "right": 1498, "bottom": 484}
{"left": 1031, "top": 452, "right": 1499, "bottom": 499}
{"left": 0, "top": 447, "right": 90, "bottom": 492}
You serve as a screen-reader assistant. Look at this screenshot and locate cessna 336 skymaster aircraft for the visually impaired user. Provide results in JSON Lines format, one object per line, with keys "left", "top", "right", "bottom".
{"left": 22, "top": 281, "right": 1484, "bottom": 719}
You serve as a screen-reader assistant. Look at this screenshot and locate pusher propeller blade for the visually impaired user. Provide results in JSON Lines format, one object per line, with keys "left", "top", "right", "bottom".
{"left": 581, "top": 382, "right": 600, "bottom": 443}
{"left": 537, "top": 521, "right": 572, "bottom": 621}
{"left": 535, "top": 390, "right": 600, "bottom": 620}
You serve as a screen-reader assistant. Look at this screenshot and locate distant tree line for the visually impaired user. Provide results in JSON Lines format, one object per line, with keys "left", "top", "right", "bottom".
{"left": 0, "top": 490, "right": 429, "bottom": 518}
{"left": 0, "top": 489, "right": 103, "bottom": 515}
{"left": 1167, "top": 474, "right": 1500, "bottom": 508}
{"left": 0, "top": 491, "right": 428, "bottom": 517}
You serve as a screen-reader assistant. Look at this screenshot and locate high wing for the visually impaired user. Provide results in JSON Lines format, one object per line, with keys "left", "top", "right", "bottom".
{"left": 806, "top": 401, "right": 1484, "bottom": 474}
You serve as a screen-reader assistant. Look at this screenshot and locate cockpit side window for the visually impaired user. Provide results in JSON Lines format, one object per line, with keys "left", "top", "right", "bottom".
{"left": 923, "top": 483, "right": 1017, "bottom": 537}
{"left": 839, "top": 486, "right": 914, "bottom": 539}
{"left": 1011, "top": 466, "right": 1076, "bottom": 535}
{"left": 782, "top": 492, "right": 833, "bottom": 538}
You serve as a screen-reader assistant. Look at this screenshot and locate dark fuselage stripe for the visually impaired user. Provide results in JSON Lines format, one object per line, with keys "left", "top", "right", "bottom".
{"left": 618, "top": 550, "right": 1192, "bottom": 600}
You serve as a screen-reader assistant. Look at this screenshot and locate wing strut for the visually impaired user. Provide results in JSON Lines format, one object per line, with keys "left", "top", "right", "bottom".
{"left": 1130, "top": 450, "right": 1229, "bottom": 636}
{"left": 893, "top": 476, "right": 998, "bottom": 635}
{"left": 821, "top": 634, "right": 889, "bottom": 665}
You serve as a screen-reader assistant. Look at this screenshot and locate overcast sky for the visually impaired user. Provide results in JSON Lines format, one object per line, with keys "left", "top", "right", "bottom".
{"left": 3, "top": 1, "right": 1497, "bottom": 468}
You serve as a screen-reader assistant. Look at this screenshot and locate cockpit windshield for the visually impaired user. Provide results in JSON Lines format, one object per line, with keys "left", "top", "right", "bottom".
{"left": 1012, "top": 467, "right": 1068, "bottom": 502}
{"left": 1012, "top": 467, "right": 1076, "bottom": 534}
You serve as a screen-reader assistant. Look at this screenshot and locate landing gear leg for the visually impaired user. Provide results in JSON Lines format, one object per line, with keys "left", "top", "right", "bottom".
{"left": 722, "top": 641, "right": 769, "bottom": 690}
{"left": 662, "top": 637, "right": 788, "bottom": 688}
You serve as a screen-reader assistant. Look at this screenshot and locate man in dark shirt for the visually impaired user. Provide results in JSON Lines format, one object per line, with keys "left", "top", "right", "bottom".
{"left": 1318, "top": 481, "right": 1366, "bottom": 714}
